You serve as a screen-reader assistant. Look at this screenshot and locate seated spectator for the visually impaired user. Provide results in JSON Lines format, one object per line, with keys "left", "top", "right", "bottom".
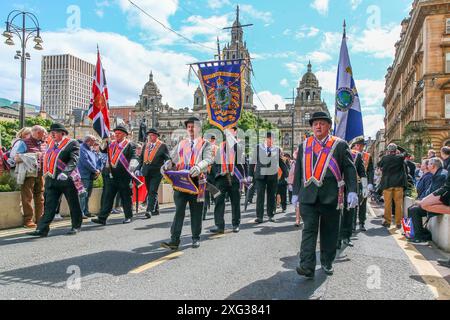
{"left": 427, "top": 149, "right": 436, "bottom": 159}
{"left": 441, "top": 146, "right": 450, "bottom": 171}
{"left": 408, "top": 158, "right": 448, "bottom": 244}
{"left": 416, "top": 159, "right": 432, "bottom": 199}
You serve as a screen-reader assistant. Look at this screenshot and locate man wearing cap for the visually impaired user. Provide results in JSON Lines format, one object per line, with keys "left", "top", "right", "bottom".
{"left": 135, "top": 128, "right": 170, "bottom": 219}
{"left": 249, "top": 131, "right": 284, "bottom": 223}
{"left": 210, "top": 126, "right": 246, "bottom": 234}
{"left": 160, "top": 117, "right": 213, "bottom": 249}
{"left": 351, "top": 138, "right": 374, "bottom": 232}
{"left": 92, "top": 125, "right": 138, "bottom": 225}
{"left": 292, "top": 112, "right": 357, "bottom": 278}
{"left": 378, "top": 143, "right": 407, "bottom": 229}
{"left": 28, "top": 123, "right": 84, "bottom": 237}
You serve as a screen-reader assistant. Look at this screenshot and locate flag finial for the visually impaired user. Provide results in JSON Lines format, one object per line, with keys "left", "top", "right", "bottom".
{"left": 343, "top": 20, "right": 347, "bottom": 38}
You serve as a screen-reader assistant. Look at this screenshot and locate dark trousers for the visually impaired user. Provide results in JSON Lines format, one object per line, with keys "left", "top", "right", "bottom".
{"left": 299, "top": 202, "right": 340, "bottom": 272}
{"left": 213, "top": 176, "right": 241, "bottom": 229}
{"left": 340, "top": 206, "right": 355, "bottom": 240}
{"left": 79, "top": 178, "right": 94, "bottom": 216}
{"left": 38, "top": 179, "right": 83, "bottom": 232}
{"left": 288, "top": 190, "right": 293, "bottom": 204}
{"left": 145, "top": 174, "right": 162, "bottom": 213}
{"left": 171, "top": 191, "right": 204, "bottom": 243}
{"left": 247, "top": 183, "right": 255, "bottom": 203}
{"left": 98, "top": 177, "right": 133, "bottom": 221}
{"left": 408, "top": 206, "right": 432, "bottom": 240}
{"left": 255, "top": 178, "right": 278, "bottom": 219}
{"left": 277, "top": 183, "right": 287, "bottom": 211}
{"left": 202, "top": 191, "right": 211, "bottom": 218}
{"left": 353, "top": 196, "right": 367, "bottom": 227}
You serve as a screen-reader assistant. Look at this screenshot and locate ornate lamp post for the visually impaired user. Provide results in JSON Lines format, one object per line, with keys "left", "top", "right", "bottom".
{"left": 3, "top": 11, "right": 43, "bottom": 129}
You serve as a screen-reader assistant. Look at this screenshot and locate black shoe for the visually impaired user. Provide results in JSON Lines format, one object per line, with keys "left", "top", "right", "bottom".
{"left": 232, "top": 226, "right": 240, "bottom": 233}
{"left": 192, "top": 240, "right": 200, "bottom": 249}
{"left": 254, "top": 218, "right": 263, "bottom": 224}
{"left": 209, "top": 228, "right": 224, "bottom": 234}
{"left": 359, "top": 224, "right": 367, "bottom": 232}
{"left": 296, "top": 266, "right": 314, "bottom": 279}
{"left": 322, "top": 265, "right": 334, "bottom": 275}
{"left": 67, "top": 228, "right": 81, "bottom": 235}
{"left": 152, "top": 211, "right": 160, "bottom": 216}
{"left": 336, "top": 240, "right": 342, "bottom": 250}
{"left": 84, "top": 213, "right": 93, "bottom": 218}
{"left": 437, "top": 258, "right": 450, "bottom": 268}
{"left": 91, "top": 218, "right": 106, "bottom": 226}
{"left": 343, "top": 238, "right": 354, "bottom": 247}
{"left": 145, "top": 212, "right": 152, "bottom": 219}
{"left": 123, "top": 218, "right": 132, "bottom": 224}
{"left": 268, "top": 217, "right": 276, "bottom": 223}
{"left": 82, "top": 215, "right": 89, "bottom": 220}
{"left": 396, "top": 224, "right": 402, "bottom": 229}
{"left": 407, "top": 238, "right": 429, "bottom": 245}
{"left": 161, "top": 242, "right": 179, "bottom": 250}
{"left": 382, "top": 221, "right": 390, "bottom": 228}
{"left": 27, "top": 230, "right": 48, "bottom": 238}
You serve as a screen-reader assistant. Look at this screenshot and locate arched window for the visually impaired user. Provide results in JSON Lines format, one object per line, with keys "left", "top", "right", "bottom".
{"left": 306, "top": 91, "right": 310, "bottom": 101}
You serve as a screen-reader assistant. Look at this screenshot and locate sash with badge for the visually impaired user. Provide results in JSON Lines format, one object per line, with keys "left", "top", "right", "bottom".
{"left": 108, "top": 139, "right": 143, "bottom": 187}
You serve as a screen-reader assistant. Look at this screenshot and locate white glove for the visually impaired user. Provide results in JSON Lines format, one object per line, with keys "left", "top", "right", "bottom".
{"left": 134, "top": 170, "right": 142, "bottom": 177}
{"left": 57, "top": 173, "right": 68, "bottom": 181}
{"left": 292, "top": 195, "right": 299, "bottom": 205}
{"left": 189, "top": 165, "right": 201, "bottom": 178}
{"left": 362, "top": 187, "right": 369, "bottom": 199}
{"left": 247, "top": 176, "right": 253, "bottom": 183}
{"left": 162, "top": 160, "right": 173, "bottom": 171}
{"left": 347, "top": 192, "right": 358, "bottom": 209}
{"left": 368, "top": 184, "right": 374, "bottom": 192}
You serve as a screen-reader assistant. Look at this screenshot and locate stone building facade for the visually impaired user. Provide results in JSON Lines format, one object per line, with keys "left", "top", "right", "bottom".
{"left": 383, "top": 0, "right": 450, "bottom": 157}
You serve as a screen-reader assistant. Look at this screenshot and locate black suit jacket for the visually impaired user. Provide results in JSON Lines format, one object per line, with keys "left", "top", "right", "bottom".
{"left": 293, "top": 138, "right": 357, "bottom": 206}
{"left": 249, "top": 144, "right": 283, "bottom": 181}
{"left": 378, "top": 154, "right": 407, "bottom": 191}
{"left": 366, "top": 154, "right": 375, "bottom": 185}
{"left": 137, "top": 142, "right": 170, "bottom": 176}
{"left": 102, "top": 140, "right": 137, "bottom": 181}
{"left": 212, "top": 141, "right": 245, "bottom": 184}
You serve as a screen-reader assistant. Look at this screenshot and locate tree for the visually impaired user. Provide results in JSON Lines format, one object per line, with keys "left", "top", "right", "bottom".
{"left": 202, "top": 110, "right": 276, "bottom": 133}
{"left": 401, "top": 122, "right": 431, "bottom": 160}
{"left": 0, "top": 118, "right": 52, "bottom": 149}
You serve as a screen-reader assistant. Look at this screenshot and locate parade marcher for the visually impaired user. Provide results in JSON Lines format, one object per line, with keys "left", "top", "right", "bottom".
{"left": 288, "top": 149, "right": 302, "bottom": 227}
{"left": 203, "top": 135, "right": 218, "bottom": 220}
{"left": 28, "top": 123, "right": 84, "bottom": 237}
{"left": 14, "top": 125, "right": 47, "bottom": 228}
{"left": 338, "top": 139, "right": 367, "bottom": 248}
{"left": 293, "top": 112, "right": 358, "bottom": 278}
{"left": 276, "top": 152, "right": 290, "bottom": 214}
{"left": 161, "top": 117, "right": 213, "bottom": 249}
{"left": 78, "top": 135, "right": 100, "bottom": 219}
{"left": 249, "top": 132, "right": 283, "bottom": 223}
{"left": 92, "top": 125, "right": 138, "bottom": 225}
{"left": 210, "top": 127, "right": 246, "bottom": 234}
{"left": 351, "top": 138, "right": 374, "bottom": 232}
{"left": 135, "top": 128, "right": 170, "bottom": 219}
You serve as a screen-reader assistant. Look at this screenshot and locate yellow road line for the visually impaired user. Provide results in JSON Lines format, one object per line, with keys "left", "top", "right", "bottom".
{"left": 129, "top": 251, "right": 183, "bottom": 274}
{"left": 209, "top": 230, "right": 233, "bottom": 240}
{"left": 0, "top": 220, "right": 73, "bottom": 237}
{"left": 388, "top": 229, "right": 450, "bottom": 300}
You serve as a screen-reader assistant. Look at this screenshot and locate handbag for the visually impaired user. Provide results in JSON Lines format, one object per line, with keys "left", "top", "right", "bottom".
{"left": 401, "top": 217, "right": 415, "bottom": 239}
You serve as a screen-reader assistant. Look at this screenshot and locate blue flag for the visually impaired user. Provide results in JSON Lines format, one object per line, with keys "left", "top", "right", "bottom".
{"left": 196, "top": 60, "right": 245, "bottom": 131}
{"left": 334, "top": 33, "right": 364, "bottom": 144}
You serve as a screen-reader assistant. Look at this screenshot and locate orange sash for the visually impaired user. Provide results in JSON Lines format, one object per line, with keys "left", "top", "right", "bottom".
{"left": 108, "top": 139, "right": 130, "bottom": 168}
{"left": 304, "top": 135, "right": 338, "bottom": 186}
{"left": 43, "top": 137, "right": 71, "bottom": 178}
{"left": 176, "top": 138, "right": 205, "bottom": 170}
{"left": 143, "top": 140, "right": 162, "bottom": 164}
{"left": 362, "top": 152, "right": 370, "bottom": 171}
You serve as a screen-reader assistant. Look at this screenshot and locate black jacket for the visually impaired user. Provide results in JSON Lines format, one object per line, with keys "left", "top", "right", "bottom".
{"left": 137, "top": 141, "right": 170, "bottom": 176}
{"left": 378, "top": 154, "right": 407, "bottom": 191}
{"left": 293, "top": 138, "right": 357, "bottom": 206}
{"left": 365, "top": 154, "right": 375, "bottom": 185}
{"left": 102, "top": 140, "right": 137, "bottom": 181}
{"left": 212, "top": 142, "right": 245, "bottom": 184}
{"left": 278, "top": 159, "right": 290, "bottom": 186}
{"left": 249, "top": 144, "right": 284, "bottom": 181}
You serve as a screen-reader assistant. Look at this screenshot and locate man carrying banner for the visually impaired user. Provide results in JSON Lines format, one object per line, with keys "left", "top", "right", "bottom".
{"left": 210, "top": 126, "right": 246, "bottom": 234}
{"left": 92, "top": 125, "right": 139, "bottom": 225}
{"left": 203, "top": 135, "right": 218, "bottom": 220}
{"left": 293, "top": 112, "right": 357, "bottom": 278}
{"left": 135, "top": 128, "right": 170, "bottom": 219}
{"left": 161, "top": 117, "right": 213, "bottom": 249}
{"left": 28, "top": 123, "right": 84, "bottom": 237}
{"left": 351, "top": 138, "right": 374, "bottom": 232}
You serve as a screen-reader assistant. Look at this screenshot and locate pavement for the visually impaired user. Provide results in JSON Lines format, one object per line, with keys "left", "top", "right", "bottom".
{"left": 0, "top": 201, "right": 449, "bottom": 300}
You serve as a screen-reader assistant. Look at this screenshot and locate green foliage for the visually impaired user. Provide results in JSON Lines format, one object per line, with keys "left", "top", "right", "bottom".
{"left": 0, "top": 118, "right": 52, "bottom": 149}
{"left": 202, "top": 110, "right": 276, "bottom": 133}
{"left": 0, "top": 171, "right": 19, "bottom": 192}
{"left": 400, "top": 122, "right": 431, "bottom": 160}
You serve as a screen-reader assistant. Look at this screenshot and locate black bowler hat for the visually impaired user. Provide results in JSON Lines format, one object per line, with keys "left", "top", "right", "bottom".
{"left": 49, "top": 123, "right": 69, "bottom": 135}
{"left": 184, "top": 116, "right": 201, "bottom": 127}
{"left": 146, "top": 128, "right": 160, "bottom": 136}
{"left": 351, "top": 137, "right": 366, "bottom": 147}
{"left": 113, "top": 125, "right": 129, "bottom": 135}
{"left": 309, "top": 112, "right": 332, "bottom": 126}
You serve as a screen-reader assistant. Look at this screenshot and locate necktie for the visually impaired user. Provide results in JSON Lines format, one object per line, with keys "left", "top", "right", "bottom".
{"left": 189, "top": 140, "right": 195, "bottom": 167}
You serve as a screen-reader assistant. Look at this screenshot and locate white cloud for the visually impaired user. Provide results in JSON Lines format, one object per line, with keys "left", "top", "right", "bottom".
{"left": 320, "top": 32, "right": 342, "bottom": 52}
{"left": 294, "top": 26, "right": 320, "bottom": 39}
{"left": 311, "top": 0, "right": 329, "bottom": 15}
{"left": 0, "top": 29, "right": 197, "bottom": 110}
{"left": 363, "top": 114, "right": 385, "bottom": 140}
{"left": 285, "top": 62, "right": 305, "bottom": 76}
{"left": 315, "top": 69, "right": 337, "bottom": 94}
{"left": 308, "top": 51, "right": 333, "bottom": 64}
{"left": 357, "top": 79, "right": 385, "bottom": 108}
{"left": 208, "top": 0, "right": 231, "bottom": 9}
{"left": 351, "top": 25, "right": 402, "bottom": 59}
{"left": 240, "top": 4, "right": 273, "bottom": 24}
{"left": 349, "top": 0, "right": 362, "bottom": 10}
{"left": 280, "top": 79, "right": 289, "bottom": 87}
{"left": 253, "top": 91, "right": 286, "bottom": 110}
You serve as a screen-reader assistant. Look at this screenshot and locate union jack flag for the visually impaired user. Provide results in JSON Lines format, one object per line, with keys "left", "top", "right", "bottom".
{"left": 402, "top": 217, "right": 415, "bottom": 239}
{"left": 88, "top": 48, "right": 110, "bottom": 139}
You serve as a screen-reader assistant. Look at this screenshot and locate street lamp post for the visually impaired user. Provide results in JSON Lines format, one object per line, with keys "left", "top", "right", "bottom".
{"left": 284, "top": 88, "right": 295, "bottom": 156}
{"left": 3, "top": 11, "right": 43, "bottom": 129}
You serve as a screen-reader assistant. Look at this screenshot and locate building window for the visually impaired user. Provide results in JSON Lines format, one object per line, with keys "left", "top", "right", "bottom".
{"left": 446, "top": 52, "right": 450, "bottom": 73}
{"left": 447, "top": 18, "right": 450, "bottom": 34}
{"left": 446, "top": 94, "right": 450, "bottom": 118}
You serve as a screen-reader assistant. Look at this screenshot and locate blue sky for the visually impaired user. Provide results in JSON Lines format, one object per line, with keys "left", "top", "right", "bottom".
{"left": 0, "top": 0, "right": 413, "bottom": 137}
